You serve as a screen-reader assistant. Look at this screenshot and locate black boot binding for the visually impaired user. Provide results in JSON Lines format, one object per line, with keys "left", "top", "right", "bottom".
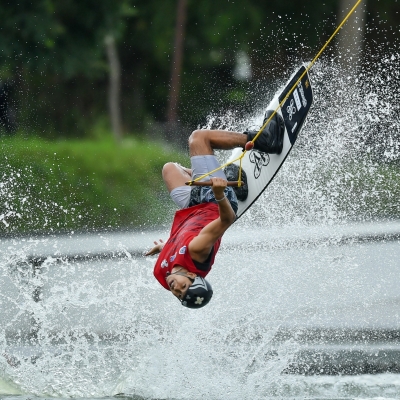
{"left": 244, "top": 110, "right": 285, "bottom": 154}
{"left": 224, "top": 163, "right": 248, "bottom": 202}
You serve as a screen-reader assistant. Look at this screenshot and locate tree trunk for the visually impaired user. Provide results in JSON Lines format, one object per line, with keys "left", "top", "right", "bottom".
{"left": 166, "top": 0, "right": 187, "bottom": 124}
{"left": 105, "top": 34, "right": 123, "bottom": 143}
{"left": 337, "top": 0, "right": 367, "bottom": 73}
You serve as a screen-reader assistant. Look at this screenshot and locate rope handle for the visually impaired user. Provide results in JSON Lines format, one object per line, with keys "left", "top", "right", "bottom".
{"left": 185, "top": 180, "right": 244, "bottom": 187}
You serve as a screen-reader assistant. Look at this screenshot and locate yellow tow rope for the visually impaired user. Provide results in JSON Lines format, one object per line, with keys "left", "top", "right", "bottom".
{"left": 187, "top": 0, "right": 363, "bottom": 186}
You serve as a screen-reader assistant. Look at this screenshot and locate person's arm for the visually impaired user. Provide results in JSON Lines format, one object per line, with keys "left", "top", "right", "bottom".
{"left": 188, "top": 177, "right": 236, "bottom": 262}
{"left": 144, "top": 239, "right": 165, "bottom": 256}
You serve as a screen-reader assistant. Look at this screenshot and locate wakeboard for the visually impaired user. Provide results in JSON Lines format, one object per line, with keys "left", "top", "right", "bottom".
{"left": 227, "top": 65, "right": 313, "bottom": 218}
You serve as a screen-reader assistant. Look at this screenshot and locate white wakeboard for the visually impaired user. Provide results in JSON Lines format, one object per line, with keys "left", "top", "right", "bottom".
{"left": 228, "top": 65, "right": 314, "bottom": 219}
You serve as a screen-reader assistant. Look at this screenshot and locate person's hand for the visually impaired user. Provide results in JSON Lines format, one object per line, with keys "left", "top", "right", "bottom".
{"left": 144, "top": 239, "right": 165, "bottom": 256}
{"left": 211, "top": 177, "right": 227, "bottom": 199}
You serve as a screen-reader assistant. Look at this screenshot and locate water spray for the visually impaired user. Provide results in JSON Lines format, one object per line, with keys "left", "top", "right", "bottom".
{"left": 186, "top": 0, "right": 363, "bottom": 187}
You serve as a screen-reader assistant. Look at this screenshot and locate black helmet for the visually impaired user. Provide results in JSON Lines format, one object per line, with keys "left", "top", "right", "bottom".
{"left": 181, "top": 277, "right": 213, "bottom": 309}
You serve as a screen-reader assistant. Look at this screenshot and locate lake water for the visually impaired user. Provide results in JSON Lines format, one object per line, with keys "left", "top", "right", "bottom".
{"left": 0, "top": 220, "right": 400, "bottom": 400}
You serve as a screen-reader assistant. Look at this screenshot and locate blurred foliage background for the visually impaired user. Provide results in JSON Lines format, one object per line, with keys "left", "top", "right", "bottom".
{"left": 1, "top": 0, "right": 399, "bottom": 141}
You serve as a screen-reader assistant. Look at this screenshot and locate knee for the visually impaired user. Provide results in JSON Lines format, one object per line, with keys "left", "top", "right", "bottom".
{"left": 188, "top": 129, "right": 210, "bottom": 149}
{"left": 162, "top": 162, "right": 176, "bottom": 179}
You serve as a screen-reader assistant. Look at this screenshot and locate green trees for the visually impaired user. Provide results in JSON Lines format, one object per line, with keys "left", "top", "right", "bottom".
{"left": 0, "top": 0, "right": 134, "bottom": 137}
{"left": 0, "top": 0, "right": 398, "bottom": 139}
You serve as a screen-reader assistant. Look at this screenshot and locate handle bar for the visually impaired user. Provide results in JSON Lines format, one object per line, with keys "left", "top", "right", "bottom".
{"left": 185, "top": 180, "right": 244, "bottom": 187}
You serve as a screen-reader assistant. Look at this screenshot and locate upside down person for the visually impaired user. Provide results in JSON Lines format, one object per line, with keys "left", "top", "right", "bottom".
{"left": 145, "top": 110, "right": 284, "bottom": 309}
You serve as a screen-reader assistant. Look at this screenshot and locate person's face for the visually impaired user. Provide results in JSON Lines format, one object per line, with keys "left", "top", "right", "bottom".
{"left": 166, "top": 273, "right": 193, "bottom": 300}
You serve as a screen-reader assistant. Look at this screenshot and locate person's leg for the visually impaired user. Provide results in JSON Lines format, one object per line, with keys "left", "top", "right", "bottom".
{"left": 189, "top": 112, "right": 285, "bottom": 156}
{"left": 188, "top": 129, "right": 247, "bottom": 157}
{"left": 187, "top": 131, "right": 242, "bottom": 212}
{"left": 163, "top": 129, "right": 247, "bottom": 209}
{"left": 161, "top": 153, "right": 228, "bottom": 200}
{"left": 190, "top": 154, "right": 227, "bottom": 182}
{"left": 162, "top": 162, "right": 191, "bottom": 193}
{"left": 163, "top": 162, "right": 193, "bottom": 209}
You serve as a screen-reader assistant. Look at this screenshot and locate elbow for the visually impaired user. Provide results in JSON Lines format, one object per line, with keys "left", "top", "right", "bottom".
{"left": 228, "top": 211, "right": 237, "bottom": 225}
{"left": 221, "top": 212, "right": 236, "bottom": 227}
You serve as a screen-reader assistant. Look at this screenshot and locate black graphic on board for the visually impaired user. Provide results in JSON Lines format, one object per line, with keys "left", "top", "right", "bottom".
{"left": 279, "top": 66, "right": 313, "bottom": 146}
{"left": 249, "top": 150, "right": 270, "bottom": 179}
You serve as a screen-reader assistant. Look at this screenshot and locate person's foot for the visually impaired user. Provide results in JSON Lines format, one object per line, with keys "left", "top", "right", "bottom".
{"left": 224, "top": 163, "right": 248, "bottom": 201}
{"left": 245, "top": 110, "right": 285, "bottom": 154}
